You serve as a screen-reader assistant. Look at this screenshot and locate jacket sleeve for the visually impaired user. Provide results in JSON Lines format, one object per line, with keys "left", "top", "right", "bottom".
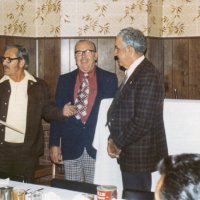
{"left": 41, "top": 80, "right": 64, "bottom": 122}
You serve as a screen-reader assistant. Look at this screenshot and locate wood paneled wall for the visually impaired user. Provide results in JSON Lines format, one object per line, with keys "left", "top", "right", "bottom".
{"left": 147, "top": 38, "right": 200, "bottom": 99}
{"left": 1, "top": 36, "right": 200, "bottom": 99}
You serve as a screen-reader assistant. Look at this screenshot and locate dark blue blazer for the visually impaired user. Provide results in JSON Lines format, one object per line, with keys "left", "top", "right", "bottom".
{"left": 50, "top": 67, "right": 118, "bottom": 160}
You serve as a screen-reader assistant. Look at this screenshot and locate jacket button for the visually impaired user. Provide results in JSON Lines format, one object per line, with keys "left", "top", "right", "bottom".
{"left": 0, "top": 142, "right": 3, "bottom": 145}
{"left": 2, "top": 116, "right": 5, "bottom": 118}
{"left": 4, "top": 102, "right": 7, "bottom": 105}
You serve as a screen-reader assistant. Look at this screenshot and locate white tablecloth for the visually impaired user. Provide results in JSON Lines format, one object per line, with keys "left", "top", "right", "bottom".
{"left": 93, "top": 98, "right": 200, "bottom": 192}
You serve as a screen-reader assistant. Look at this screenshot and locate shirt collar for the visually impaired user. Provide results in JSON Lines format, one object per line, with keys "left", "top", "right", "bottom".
{"left": 78, "top": 67, "right": 96, "bottom": 79}
{"left": 0, "top": 70, "right": 37, "bottom": 83}
{"left": 125, "top": 55, "right": 145, "bottom": 81}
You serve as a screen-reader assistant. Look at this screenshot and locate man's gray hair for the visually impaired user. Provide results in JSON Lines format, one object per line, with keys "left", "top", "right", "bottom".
{"left": 4, "top": 44, "right": 29, "bottom": 68}
{"left": 118, "top": 27, "right": 147, "bottom": 53}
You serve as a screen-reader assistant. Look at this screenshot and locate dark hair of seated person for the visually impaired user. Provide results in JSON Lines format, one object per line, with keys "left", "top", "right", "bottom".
{"left": 155, "top": 153, "right": 200, "bottom": 200}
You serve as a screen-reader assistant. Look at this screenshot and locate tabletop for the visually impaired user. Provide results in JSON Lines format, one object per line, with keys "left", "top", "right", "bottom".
{"left": 0, "top": 179, "right": 81, "bottom": 200}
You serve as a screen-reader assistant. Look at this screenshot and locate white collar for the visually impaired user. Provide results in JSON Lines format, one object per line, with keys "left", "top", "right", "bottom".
{"left": 0, "top": 70, "right": 37, "bottom": 83}
{"left": 125, "top": 55, "right": 145, "bottom": 81}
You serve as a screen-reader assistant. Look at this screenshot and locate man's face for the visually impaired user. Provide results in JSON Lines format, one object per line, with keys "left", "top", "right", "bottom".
{"left": 2, "top": 48, "right": 23, "bottom": 78}
{"left": 75, "top": 41, "right": 97, "bottom": 73}
{"left": 114, "top": 36, "right": 131, "bottom": 69}
{"left": 155, "top": 175, "right": 165, "bottom": 200}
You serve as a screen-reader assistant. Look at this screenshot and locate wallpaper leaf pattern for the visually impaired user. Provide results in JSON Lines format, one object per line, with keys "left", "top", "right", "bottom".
{"left": 1, "top": 0, "right": 200, "bottom": 37}
{"left": 193, "top": 6, "right": 200, "bottom": 22}
{"left": 119, "top": 1, "right": 147, "bottom": 24}
{"left": 77, "top": 3, "right": 110, "bottom": 36}
{"left": 34, "top": 0, "right": 61, "bottom": 24}
{"left": 3, "top": 0, "right": 31, "bottom": 35}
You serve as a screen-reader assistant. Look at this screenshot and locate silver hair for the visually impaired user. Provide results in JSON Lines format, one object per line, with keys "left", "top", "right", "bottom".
{"left": 118, "top": 27, "right": 147, "bottom": 53}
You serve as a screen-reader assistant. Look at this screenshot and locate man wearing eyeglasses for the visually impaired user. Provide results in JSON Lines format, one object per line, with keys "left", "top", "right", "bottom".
{"left": 0, "top": 45, "right": 74, "bottom": 182}
{"left": 49, "top": 39, "right": 118, "bottom": 183}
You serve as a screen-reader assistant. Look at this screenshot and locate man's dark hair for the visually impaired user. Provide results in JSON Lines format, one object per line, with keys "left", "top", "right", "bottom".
{"left": 4, "top": 44, "right": 29, "bottom": 68}
{"left": 157, "top": 153, "right": 200, "bottom": 200}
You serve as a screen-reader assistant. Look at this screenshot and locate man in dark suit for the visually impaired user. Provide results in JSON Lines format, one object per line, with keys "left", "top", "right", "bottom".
{"left": 107, "top": 27, "right": 168, "bottom": 191}
{"left": 50, "top": 39, "right": 118, "bottom": 183}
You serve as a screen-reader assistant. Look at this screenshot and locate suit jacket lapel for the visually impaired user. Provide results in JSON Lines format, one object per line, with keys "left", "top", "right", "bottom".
{"left": 107, "top": 58, "right": 147, "bottom": 120}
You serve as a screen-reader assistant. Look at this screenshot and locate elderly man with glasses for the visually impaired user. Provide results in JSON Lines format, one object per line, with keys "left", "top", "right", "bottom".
{"left": 49, "top": 39, "right": 118, "bottom": 183}
{"left": 0, "top": 44, "right": 72, "bottom": 182}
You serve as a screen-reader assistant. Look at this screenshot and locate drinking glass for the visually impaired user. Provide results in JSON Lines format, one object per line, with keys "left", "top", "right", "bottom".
{"left": 12, "top": 188, "right": 25, "bottom": 200}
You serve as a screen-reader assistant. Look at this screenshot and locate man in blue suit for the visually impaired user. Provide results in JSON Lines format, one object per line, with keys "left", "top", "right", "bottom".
{"left": 49, "top": 40, "right": 118, "bottom": 183}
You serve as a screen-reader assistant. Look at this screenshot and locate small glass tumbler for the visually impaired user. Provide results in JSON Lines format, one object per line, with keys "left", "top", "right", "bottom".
{"left": 12, "top": 188, "right": 25, "bottom": 200}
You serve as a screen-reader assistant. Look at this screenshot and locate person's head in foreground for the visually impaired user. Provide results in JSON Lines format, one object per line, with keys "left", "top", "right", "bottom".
{"left": 155, "top": 153, "right": 200, "bottom": 200}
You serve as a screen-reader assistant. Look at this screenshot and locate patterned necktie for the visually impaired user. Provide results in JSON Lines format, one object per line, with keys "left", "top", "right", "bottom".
{"left": 75, "top": 73, "right": 89, "bottom": 120}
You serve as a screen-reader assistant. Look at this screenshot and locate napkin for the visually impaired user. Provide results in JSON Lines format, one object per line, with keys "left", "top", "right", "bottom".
{"left": 43, "top": 191, "right": 61, "bottom": 200}
{"left": 0, "top": 178, "right": 10, "bottom": 186}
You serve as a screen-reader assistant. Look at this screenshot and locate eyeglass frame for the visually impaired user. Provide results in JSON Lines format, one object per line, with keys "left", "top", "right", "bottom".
{"left": 74, "top": 49, "right": 96, "bottom": 57}
{"left": 0, "top": 56, "right": 22, "bottom": 64}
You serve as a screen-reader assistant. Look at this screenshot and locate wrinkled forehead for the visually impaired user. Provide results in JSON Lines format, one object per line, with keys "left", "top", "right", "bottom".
{"left": 4, "top": 47, "right": 18, "bottom": 57}
{"left": 75, "top": 41, "right": 95, "bottom": 51}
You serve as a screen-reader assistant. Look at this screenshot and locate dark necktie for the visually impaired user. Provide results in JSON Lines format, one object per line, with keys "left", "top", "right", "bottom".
{"left": 119, "top": 73, "right": 128, "bottom": 91}
{"left": 74, "top": 73, "right": 89, "bottom": 120}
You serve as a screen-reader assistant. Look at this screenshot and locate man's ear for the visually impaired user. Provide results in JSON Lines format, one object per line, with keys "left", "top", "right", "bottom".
{"left": 127, "top": 45, "right": 135, "bottom": 56}
{"left": 94, "top": 52, "right": 98, "bottom": 62}
{"left": 19, "top": 59, "right": 25, "bottom": 68}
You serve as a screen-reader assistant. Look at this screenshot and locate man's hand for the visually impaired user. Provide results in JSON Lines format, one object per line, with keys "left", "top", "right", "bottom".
{"left": 62, "top": 102, "right": 76, "bottom": 117}
{"left": 50, "top": 146, "right": 62, "bottom": 164}
{"left": 107, "top": 138, "right": 121, "bottom": 158}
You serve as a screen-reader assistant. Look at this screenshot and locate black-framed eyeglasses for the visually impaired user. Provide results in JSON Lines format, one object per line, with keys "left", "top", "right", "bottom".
{"left": 0, "top": 56, "right": 21, "bottom": 64}
{"left": 75, "top": 49, "right": 96, "bottom": 57}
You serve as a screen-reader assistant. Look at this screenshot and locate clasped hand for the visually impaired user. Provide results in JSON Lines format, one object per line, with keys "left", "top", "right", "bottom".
{"left": 107, "top": 138, "right": 121, "bottom": 158}
{"left": 62, "top": 102, "right": 77, "bottom": 117}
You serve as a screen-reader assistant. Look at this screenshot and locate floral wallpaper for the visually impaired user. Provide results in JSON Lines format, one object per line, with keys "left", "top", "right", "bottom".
{"left": 0, "top": 0, "right": 200, "bottom": 37}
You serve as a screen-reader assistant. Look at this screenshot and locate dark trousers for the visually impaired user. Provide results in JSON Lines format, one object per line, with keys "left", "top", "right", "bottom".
{"left": 121, "top": 171, "right": 152, "bottom": 191}
{"left": 0, "top": 142, "right": 38, "bottom": 182}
